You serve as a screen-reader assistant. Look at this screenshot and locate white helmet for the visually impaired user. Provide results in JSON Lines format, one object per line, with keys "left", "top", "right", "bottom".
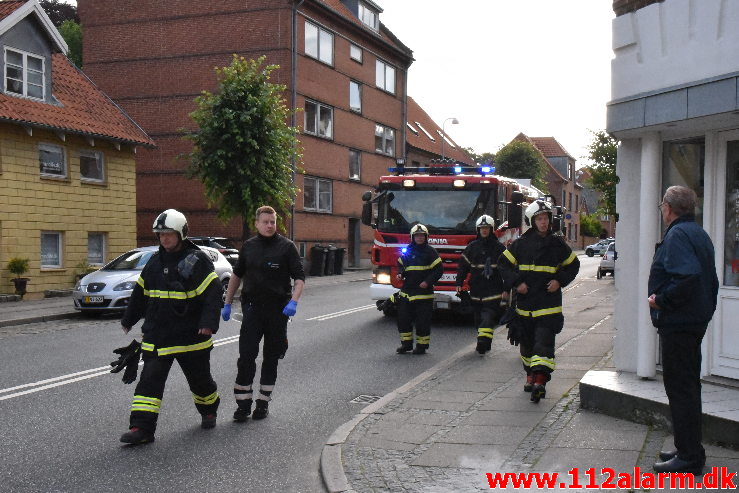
{"left": 152, "top": 209, "right": 188, "bottom": 239}
{"left": 409, "top": 223, "right": 429, "bottom": 238}
{"left": 524, "top": 200, "right": 552, "bottom": 227}
{"left": 475, "top": 215, "right": 495, "bottom": 229}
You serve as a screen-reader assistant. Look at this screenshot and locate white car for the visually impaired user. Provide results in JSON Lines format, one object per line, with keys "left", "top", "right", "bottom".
{"left": 73, "top": 245, "right": 232, "bottom": 315}
{"left": 597, "top": 242, "right": 616, "bottom": 279}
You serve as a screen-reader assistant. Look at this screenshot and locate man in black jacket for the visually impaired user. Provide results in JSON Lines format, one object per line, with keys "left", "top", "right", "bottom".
{"left": 649, "top": 186, "right": 719, "bottom": 475}
{"left": 456, "top": 215, "right": 508, "bottom": 354}
{"left": 395, "top": 224, "right": 443, "bottom": 355}
{"left": 498, "top": 200, "right": 579, "bottom": 403}
{"left": 120, "top": 209, "right": 223, "bottom": 444}
{"left": 222, "top": 206, "right": 305, "bottom": 421}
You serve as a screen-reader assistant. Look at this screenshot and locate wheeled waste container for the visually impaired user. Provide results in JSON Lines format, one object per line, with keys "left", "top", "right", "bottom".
{"left": 333, "top": 247, "right": 345, "bottom": 275}
{"left": 324, "top": 245, "right": 337, "bottom": 276}
{"left": 310, "top": 245, "right": 327, "bottom": 276}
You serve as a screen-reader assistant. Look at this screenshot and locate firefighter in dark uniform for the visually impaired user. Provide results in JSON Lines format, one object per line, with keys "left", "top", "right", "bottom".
{"left": 119, "top": 209, "right": 223, "bottom": 444}
{"left": 456, "top": 215, "right": 508, "bottom": 354}
{"left": 498, "top": 200, "right": 579, "bottom": 403}
{"left": 221, "top": 206, "right": 305, "bottom": 421}
{"left": 395, "top": 224, "right": 443, "bottom": 355}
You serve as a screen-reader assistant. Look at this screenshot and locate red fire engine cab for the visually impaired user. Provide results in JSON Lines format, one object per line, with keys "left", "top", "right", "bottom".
{"left": 361, "top": 163, "right": 533, "bottom": 315}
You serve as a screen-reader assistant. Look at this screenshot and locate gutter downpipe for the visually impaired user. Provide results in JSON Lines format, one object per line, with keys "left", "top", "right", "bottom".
{"left": 291, "top": 0, "right": 305, "bottom": 241}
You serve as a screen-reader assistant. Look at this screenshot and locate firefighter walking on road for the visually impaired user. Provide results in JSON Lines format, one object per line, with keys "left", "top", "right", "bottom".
{"left": 221, "top": 206, "right": 305, "bottom": 422}
{"left": 395, "top": 224, "right": 443, "bottom": 355}
{"left": 119, "top": 209, "right": 223, "bottom": 444}
{"left": 498, "top": 200, "right": 579, "bottom": 402}
{"left": 456, "top": 215, "right": 508, "bottom": 354}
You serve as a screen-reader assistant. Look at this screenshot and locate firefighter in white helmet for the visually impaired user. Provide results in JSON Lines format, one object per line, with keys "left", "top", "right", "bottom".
{"left": 455, "top": 215, "right": 508, "bottom": 354}
{"left": 395, "top": 224, "right": 443, "bottom": 354}
{"left": 498, "top": 200, "right": 579, "bottom": 403}
{"left": 118, "top": 209, "right": 223, "bottom": 444}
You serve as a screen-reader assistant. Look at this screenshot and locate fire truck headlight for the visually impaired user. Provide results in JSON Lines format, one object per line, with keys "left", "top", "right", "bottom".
{"left": 402, "top": 179, "right": 415, "bottom": 187}
{"left": 453, "top": 179, "right": 466, "bottom": 188}
{"left": 376, "top": 272, "right": 392, "bottom": 284}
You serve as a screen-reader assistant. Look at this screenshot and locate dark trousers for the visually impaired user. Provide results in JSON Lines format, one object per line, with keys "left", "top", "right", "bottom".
{"left": 519, "top": 317, "right": 556, "bottom": 376}
{"left": 130, "top": 348, "right": 219, "bottom": 433}
{"left": 235, "top": 300, "right": 288, "bottom": 400}
{"left": 661, "top": 331, "right": 706, "bottom": 462}
{"left": 473, "top": 301, "right": 501, "bottom": 339}
{"left": 397, "top": 298, "right": 433, "bottom": 344}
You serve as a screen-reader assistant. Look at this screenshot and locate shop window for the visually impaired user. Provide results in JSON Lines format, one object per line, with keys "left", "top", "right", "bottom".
{"left": 662, "top": 138, "right": 705, "bottom": 225}
{"left": 723, "top": 140, "right": 739, "bottom": 286}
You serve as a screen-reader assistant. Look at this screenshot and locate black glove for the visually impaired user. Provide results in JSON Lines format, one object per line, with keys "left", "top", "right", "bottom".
{"left": 378, "top": 293, "right": 397, "bottom": 312}
{"left": 455, "top": 290, "right": 473, "bottom": 315}
{"left": 110, "top": 340, "right": 141, "bottom": 384}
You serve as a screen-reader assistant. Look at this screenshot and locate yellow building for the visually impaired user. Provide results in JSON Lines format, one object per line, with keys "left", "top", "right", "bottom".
{"left": 0, "top": 0, "right": 154, "bottom": 298}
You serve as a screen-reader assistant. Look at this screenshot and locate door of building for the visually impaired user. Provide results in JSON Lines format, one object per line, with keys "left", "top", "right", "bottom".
{"left": 711, "top": 131, "right": 739, "bottom": 379}
{"left": 348, "top": 218, "right": 360, "bottom": 267}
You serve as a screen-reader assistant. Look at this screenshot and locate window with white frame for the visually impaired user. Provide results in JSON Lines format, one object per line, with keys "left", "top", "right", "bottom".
{"left": 304, "top": 21, "right": 334, "bottom": 65}
{"left": 375, "top": 59, "right": 395, "bottom": 94}
{"left": 304, "top": 100, "right": 333, "bottom": 138}
{"left": 349, "top": 149, "right": 361, "bottom": 181}
{"left": 350, "top": 43, "right": 362, "bottom": 62}
{"left": 374, "top": 124, "right": 395, "bottom": 156}
{"left": 41, "top": 231, "right": 62, "bottom": 268}
{"left": 80, "top": 150, "right": 105, "bottom": 182}
{"left": 358, "top": 2, "right": 379, "bottom": 31}
{"left": 39, "top": 143, "right": 66, "bottom": 178}
{"left": 5, "top": 47, "right": 44, "bottom": 99}
{"left": 349, "top": 80, "right": 361, "bottom": 113}
{"left": 304, "top": 176, "right": 332, "bottom": 212}
{"left": 88, "top": 233, "right": 106, "bottom": 265}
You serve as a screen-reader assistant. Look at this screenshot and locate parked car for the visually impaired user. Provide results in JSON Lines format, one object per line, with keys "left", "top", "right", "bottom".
{"left": 597, "top": 242, "right": 616, "bottom": 279}
{"left": 72, "top": 245, "right": 232, "bottom": 315}
{"left": 189, "top": 236, "right": 239, "bottom": 265}
{"left": 585, "top": 237, "right": 615, "bottom": 257}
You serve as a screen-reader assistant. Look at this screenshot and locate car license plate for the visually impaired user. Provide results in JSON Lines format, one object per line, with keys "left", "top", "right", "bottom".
{"left": 84, "top": 296, "right": 104, "bottom": 304}
{"left": 440, "top": 273, "right": 456, "bottom": 282}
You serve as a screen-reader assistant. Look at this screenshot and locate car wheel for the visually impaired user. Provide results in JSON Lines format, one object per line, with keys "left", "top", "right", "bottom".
{"left": 586, "top": 249, "right": 594, "bottom": 257}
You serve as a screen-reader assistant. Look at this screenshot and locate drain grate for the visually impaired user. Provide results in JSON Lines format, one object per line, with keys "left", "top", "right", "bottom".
{"left": 350, "top": 394, "right": 382, "bottom": 404}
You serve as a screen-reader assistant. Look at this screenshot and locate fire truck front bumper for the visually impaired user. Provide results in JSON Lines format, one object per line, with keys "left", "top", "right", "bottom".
{"left": 369, "top": 283, "right": 458, "bottom": 310}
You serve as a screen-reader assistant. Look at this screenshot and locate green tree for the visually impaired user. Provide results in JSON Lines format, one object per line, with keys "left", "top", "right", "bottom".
{"left": 59, "top": 20, "right": 82, "bottom": 67}
{"left": 579, "top": 213, "right": 603, "bottom": 237}
{"left": 39, "top": 0, "right": 78, "bottom": 26}
{"left": 462, "top": 147, "right": 495, "bottom": 165}
{"left": 585, "top": 130, "right": 618, "bottom": 216}
{"left": 494, "top": 140, "right": 548, "bottom": 191}
{"left": 186, "top": 55, "right": 302, "bottom": 238}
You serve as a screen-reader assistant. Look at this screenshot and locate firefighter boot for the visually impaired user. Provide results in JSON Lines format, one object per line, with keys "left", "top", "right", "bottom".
{"left": 251, "top": 399, "right": 269, "bottom": 420}
{"left": 523, "top": 374, "right": 535, "bottom": 392}
{"left": 530, "top": 373, "right": 548, "bottom": 403}
{"left": 233, "top": 399, "right": 252, "bottom": 422}
{"left": 476, "top": 337, "right": 492, "bottom": 355}
{"left": 412, "top": 343, "right": 429, "bottom": 355}
{"left": 201, "top": 414, "right": 217, "bottom": 429}
{"left": 396, "top": 341, "right": 413, "bottom": 354}
{"left": 120, "top": 427, "right": 155, "bottom": 445}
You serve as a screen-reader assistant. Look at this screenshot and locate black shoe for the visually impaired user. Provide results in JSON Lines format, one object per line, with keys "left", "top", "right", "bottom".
{"left": 530, "top": 384, "right": 546, "bottom": 403}
{"left": 653, "top": 455, "right": 704, "bottom": 475}
{"left": 476, "top": 338, "right": 491, "bottom": 354}
{"left": 251, "top": 399, "right": 269, "bottom": 420}
{"left": 233, "top": 399, "right": 252, "bottom": 422}
{"left": 412, "top": 344, "right": 428, "bottom": 355}
{"left": 659, "top": 449, "right": 678, "bottom": 462}
{"left": 120, "top": 427, "right": 155, "bottom": 445}
{"left": 396, "top": 341, "right": 413, "bottom": 354}
{"left": 523, "top": 375, "right": 534, "bottom": 392}
{"left": 201, "top": 413, "right": 217, "bottom": 429}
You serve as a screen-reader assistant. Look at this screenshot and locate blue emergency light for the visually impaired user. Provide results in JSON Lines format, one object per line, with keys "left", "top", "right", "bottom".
{"left": 454, "top": 166, "right": 462, "bottom": 174}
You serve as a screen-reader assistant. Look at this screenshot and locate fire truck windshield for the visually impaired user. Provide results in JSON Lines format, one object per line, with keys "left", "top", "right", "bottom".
{"left": 377, "top": 189, "right": 496, "bottom": 235}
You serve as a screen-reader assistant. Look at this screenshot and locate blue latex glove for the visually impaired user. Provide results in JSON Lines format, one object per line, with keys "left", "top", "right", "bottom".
{"left": 221, "top": 303, "right": 231, "bottom": 321}
{"left": 283, "top": 300, "right": 298, "bottom": 317}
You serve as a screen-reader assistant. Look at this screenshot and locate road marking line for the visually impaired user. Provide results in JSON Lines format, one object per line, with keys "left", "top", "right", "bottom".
{"left": 307, "top": 305, "right": 375, "bottom": 321}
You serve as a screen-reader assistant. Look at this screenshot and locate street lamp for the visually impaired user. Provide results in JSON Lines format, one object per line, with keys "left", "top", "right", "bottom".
{"left": 441, "top": 117, "right": 459, "bottom": 161}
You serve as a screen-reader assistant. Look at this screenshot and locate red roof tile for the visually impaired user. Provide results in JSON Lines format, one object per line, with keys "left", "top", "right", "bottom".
{"left": 0, "top": 1, "right": 24, "bottom": 20}
{"left": 512, "top": 132, "right": 567, "bottom": 181}
{"left": 407, "top": 96, "right": 473, "bottom": 164}
{"left": 0, "top": 54, "right": 154, "bottom": 147}
{"left": 529, "top": 136, "right": 574, "bottom": 159}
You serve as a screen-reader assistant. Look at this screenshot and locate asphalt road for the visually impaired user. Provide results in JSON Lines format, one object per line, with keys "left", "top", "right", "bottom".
{"left": 0, "top": 255, "right": 600, "bottom": 493}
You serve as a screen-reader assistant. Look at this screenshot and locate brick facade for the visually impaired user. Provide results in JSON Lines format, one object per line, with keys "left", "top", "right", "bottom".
{"left": 613, "top": 0, "right": 664, "bottom": 16}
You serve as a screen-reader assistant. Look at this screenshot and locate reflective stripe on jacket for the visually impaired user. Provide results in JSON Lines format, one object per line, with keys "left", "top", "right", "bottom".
{"left": 398, "top": 242, "right": 443, "bottom": 299}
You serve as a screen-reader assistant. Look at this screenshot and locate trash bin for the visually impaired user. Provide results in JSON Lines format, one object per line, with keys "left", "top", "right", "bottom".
{"left": 310, "top": 245, "right": 327, "bottom": 276}
{"left": 333, "top": 247, "right": 345, "bottom": 275}
{"left": 324, "top": 245, "right": 337, "bottom": 275}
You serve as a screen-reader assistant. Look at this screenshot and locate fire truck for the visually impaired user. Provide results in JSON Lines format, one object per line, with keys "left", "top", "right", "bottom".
{"left": 361, "top": 162, "right": 538, "bottom": 315}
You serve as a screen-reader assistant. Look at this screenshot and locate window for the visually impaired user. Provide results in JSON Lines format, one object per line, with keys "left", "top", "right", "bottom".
{"left": 375, "top": 124, "right": 395, "bottom": 156}
{"left": 723, "top": 140, "right": 739, "bottom": 286}
{"left": 349, "top": 81, "right": 361, "bottom": 113}
{"left": 569, "top": 192, "right": 573, "bottom": 210}
{"left": 350, "top": 44, "right": 362, "bottom": 62}
{"left": 41, "top": 231, "right": 62, "bottom": 268}
{"left": 358, "top": 2, "right": 379, "bottom": 31}
{"left": 304, "top": 100, "right": 333, "bottom": 138}
{"left": 39, "top": 144, "right": 66, "bottom": 178}
{"left": 304, "top": 21, "right": 333, "bottom": 65}
{"left": 349, "top": 149, "right": 361, "bottom": 181}
{"left": 5, "top": 48, "right": 44, "bottom": 99}
{"left": 375, "top": 59, "right": 395, "bottom": 94}
{"left": 80, "top": 150, "right": 104, "bottom": 182}
{"left": 304, "top": 176, "right": 332, "bottom": 212}
{"left": 575, "top": 194, "right": 579, "bottom": 212}
{"left": 414, "top": 122, "right": 435, "bottom": 141}
{"left": 662, "top": 138, "right": 705, "bottom": 226}
{"left": 406, "top": 122, "right": 419, "bottom": 135}
{"left": 88, "top": 233, "right": 106, "bottom": 265}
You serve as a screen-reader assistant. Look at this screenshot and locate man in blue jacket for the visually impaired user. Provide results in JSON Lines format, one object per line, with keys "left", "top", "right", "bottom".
{"left": 648, "top": 185, "right": 719, "bottom": 476}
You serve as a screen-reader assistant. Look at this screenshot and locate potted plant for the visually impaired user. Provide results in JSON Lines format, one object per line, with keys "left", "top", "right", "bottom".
{"left": 7, "top": 257, "right": 30, "bottom": 297}
{"left": 74, "top": 260, "right": 97, "bottom": 283}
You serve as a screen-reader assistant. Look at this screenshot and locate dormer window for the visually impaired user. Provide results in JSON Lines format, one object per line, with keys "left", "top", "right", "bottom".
{"left": 5, "top": 47, "right": 44, "bottom": 100}
{"left": 358, "top": 2, "right": 379, "bottom": 31}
